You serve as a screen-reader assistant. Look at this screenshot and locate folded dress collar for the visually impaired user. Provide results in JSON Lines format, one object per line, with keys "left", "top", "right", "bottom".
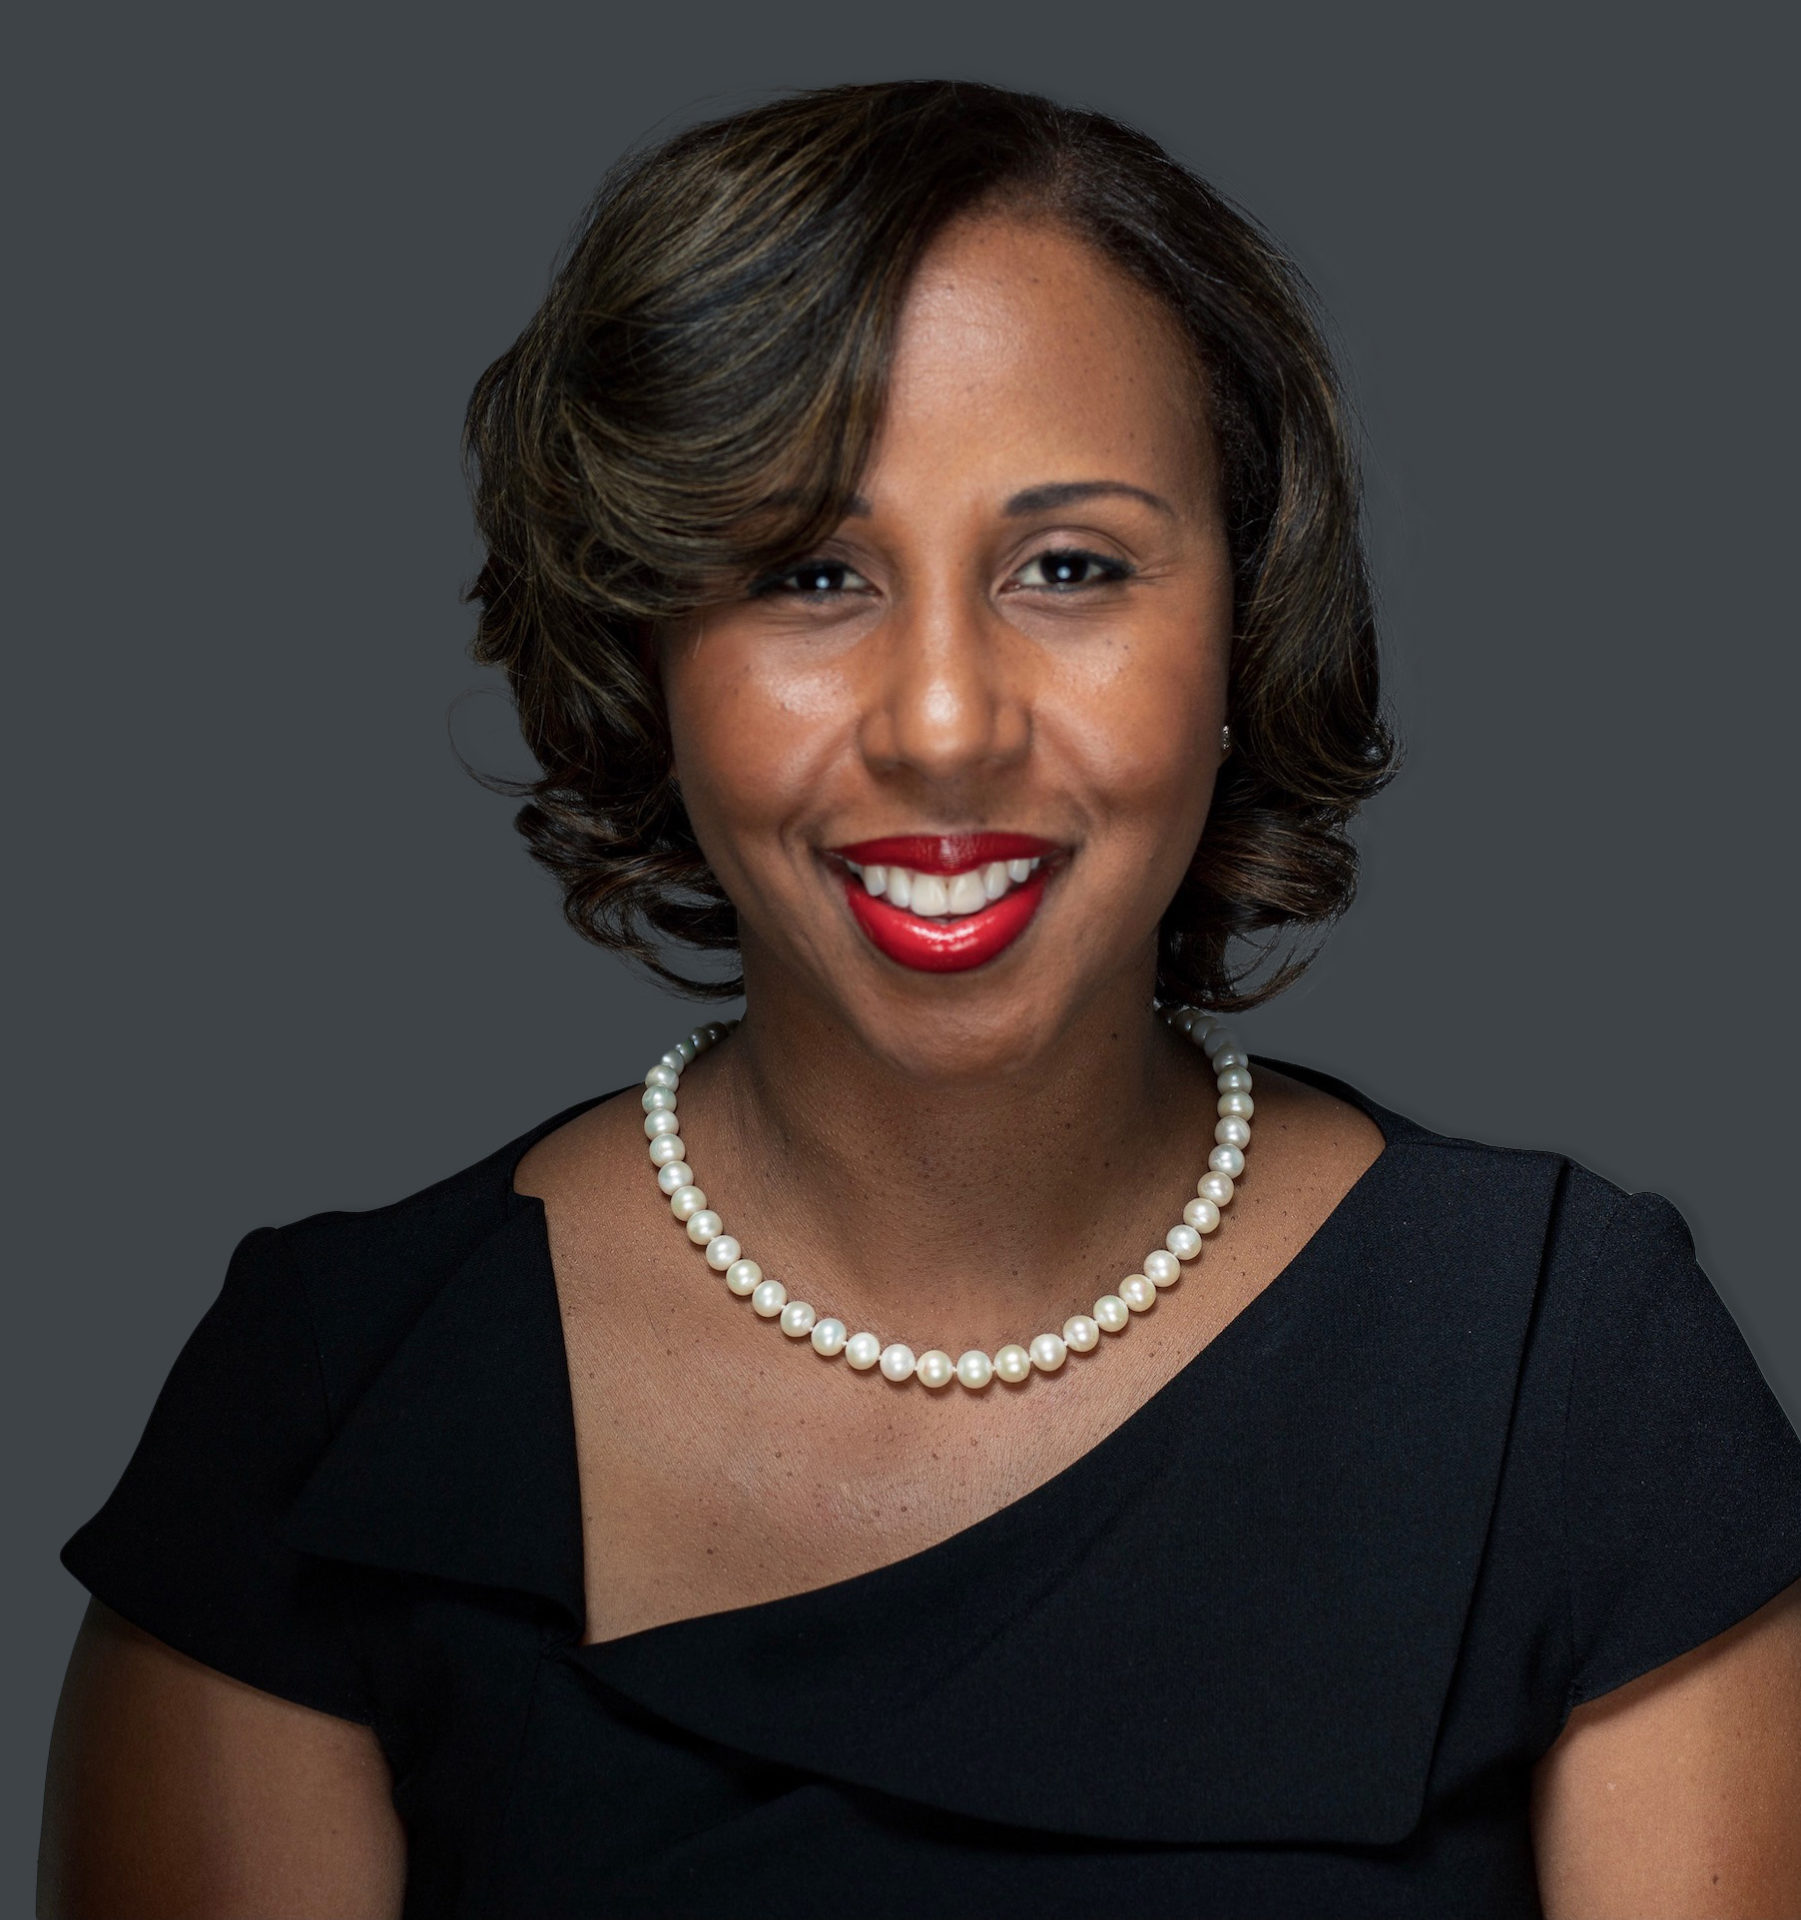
{"left": 282, "top": 1067, "right": 1561, "bottom": 1845}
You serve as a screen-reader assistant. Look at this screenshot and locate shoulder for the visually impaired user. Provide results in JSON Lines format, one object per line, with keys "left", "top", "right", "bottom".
{"left": 253, "top": 1094, "right": 607, "bottom": 1413}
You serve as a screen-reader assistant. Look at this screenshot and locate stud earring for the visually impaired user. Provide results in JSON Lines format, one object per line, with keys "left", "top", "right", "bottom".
{"left": 1219, "top": 722, "right": 1232, "bottom": 757}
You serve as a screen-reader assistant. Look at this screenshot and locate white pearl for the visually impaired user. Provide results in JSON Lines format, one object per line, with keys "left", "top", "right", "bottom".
{"left": 1216, "top": 1116, "right": 1251, "bottom": 1149}
{"left": 955, "top": 1349, "right": 994, "bottom": 1389}
{"left": 1202, "top": 1028, "right": 1239, "bottom": 1059}
{"left": 644, "top": 1109, "right": 682, "bottom": 1139}
{"left": 1170, "top": 1007, "right": 1201, "bottom": 1033}
{"left": 1185, "top": 1197, "right": 1221, "bottom": 1233}
{"left": 845, "top": 1331, "right": 882, "bottom": 1370}
{"left": 1119, "top": 1274, "right": 1157, "bottom": 1312}
{"left": 945, "top": 871, "right": 987, "bottom": 916}
{"left": 659, "top": 1050, "right": 686, "bottom": 1073}
{"left": 1215, "top": 1067, "right": 1253, "bottom": 1093}
{"left": 1063, "top": 1314, "right": 1100, "bottom": 1352}
{"left": 811, "top": 1317, "right": 847, "bottom": 1356}
{"left": 656, "top": 1160, "right": 694, "bottom": 1195}
{"left": 1143, "top": 1249, "right": 1181, "bottom": 1287}
{"left": 1165, "top": 1225, "right": 1203, "bottom": 1261}
{"left": 981, "top": 861, "right": 1009, "bottom": 901}
{"left": 1198, "top": 1171, "right": 1236, "bottom": 1206}
{"left": 648, "top": 1133, "right": 686, "bottom": 1166}
{"left": 1211, "top": 1048, "right": 1250, "bottom": 1071}
{"left": 669, "top": 1186, "right": 707, "bottom": 1220}
{"left": 779, "top": 1300, "right": 817, "bottom": 1338}
{"left": 1218, "top": 1091, "right": 1255, "bottom": 1118}
{"left": 879, "top": 1342, "right": 917, "bottom": 1382}
{"left": 673, "top": 1038, "right": 698, "bottom": 1063}
{"left": 725, "top": 1259, "right": 762, "bottom": 1295}
{"left": 644, "top": 1063, "right": 679, "bottom": 1091}
{"left": 1029, "top": 1333, "right": 1068, "bottom": 1373}
{"left": 686, "top": 1209, "right": 723, "bottom": 1245}
{"left": 704, "top": 1233, "right": 740, "bottom": 1270}
{"left": 1210, "top": 1144, "right": 1245, "bottom": 1178}
{"left": 915, "top": 1349, "right": 955, "bottom": 1389}
{"left": 1093, "top": 1294, "right": 1130, "bottom": 1332}
{"left": 750, "top": 1279, "right": 787, "bottom": 1318}
{"left": 909, "top": 874, "right": 949, "bottom": 917}
{"left": 641, "top": 1086, "right": 677, "bottom": 1112}
{"left": 994, "top": 1344, "right": 1032, "bottom": 1383}
{"left": 687, "top": 1028, "right": 711, "bottom": 1052}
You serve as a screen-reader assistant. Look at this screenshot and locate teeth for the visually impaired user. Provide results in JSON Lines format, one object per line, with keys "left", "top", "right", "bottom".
{"left": 849, "top": 854, "right": 1051, "bottom": 922}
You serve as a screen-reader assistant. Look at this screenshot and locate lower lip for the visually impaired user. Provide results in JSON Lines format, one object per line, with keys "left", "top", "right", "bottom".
{"left": 843, "top": 870, "right": 1050, "bottom": 973}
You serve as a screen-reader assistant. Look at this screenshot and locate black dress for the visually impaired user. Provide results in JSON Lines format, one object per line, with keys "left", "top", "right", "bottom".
{"left": 62, "top": 1062, "right": 1801, "bottom": 1918}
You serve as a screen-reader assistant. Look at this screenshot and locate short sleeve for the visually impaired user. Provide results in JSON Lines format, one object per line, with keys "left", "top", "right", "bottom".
{"left": 61, "top": 1226, "right": 372, "bottom": 1723}
{"left": 1563, "top": 1188, "right": 1801, "bottom": 1709}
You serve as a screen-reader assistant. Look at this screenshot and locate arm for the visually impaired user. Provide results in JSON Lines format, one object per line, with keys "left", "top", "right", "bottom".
{"left": 1531, "top": 1577, "right": 1801, "bottom": 1920}
{"left": 40, "top": 1600, "right": 406, "bottom": 1920}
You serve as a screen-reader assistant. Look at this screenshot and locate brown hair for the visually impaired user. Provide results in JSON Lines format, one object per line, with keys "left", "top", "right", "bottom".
{"left": 464, "top": 79, "right": 1397, "bottom": 1008}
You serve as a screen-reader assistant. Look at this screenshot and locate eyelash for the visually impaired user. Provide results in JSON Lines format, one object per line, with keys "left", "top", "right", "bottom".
{"left": 750, "top": 548, "right": 1135, "bottom": 599}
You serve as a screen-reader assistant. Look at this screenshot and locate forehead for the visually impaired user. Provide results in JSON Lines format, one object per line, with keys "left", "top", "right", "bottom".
{"left": 873, "top": 211, "right": 1213, "bottom": 501}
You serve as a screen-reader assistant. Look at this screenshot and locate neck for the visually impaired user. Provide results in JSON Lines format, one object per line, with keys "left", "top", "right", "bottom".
{"left": 687, "top": 944, "right": 1219, "bottom": 1349}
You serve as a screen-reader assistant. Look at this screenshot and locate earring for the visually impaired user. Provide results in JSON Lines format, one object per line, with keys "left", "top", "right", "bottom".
{"left": 1219, "top": 722, "right": 1232, "bottom": 757}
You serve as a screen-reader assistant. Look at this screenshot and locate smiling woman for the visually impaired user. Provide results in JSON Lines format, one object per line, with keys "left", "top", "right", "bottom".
{"left": 41, "top": 80, "right": 1801, "bottom": 1920}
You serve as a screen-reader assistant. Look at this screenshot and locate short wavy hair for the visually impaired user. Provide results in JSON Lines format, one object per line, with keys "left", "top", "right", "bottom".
{"left": 465, "top": 79, "right": 1397, "bottom": 1008}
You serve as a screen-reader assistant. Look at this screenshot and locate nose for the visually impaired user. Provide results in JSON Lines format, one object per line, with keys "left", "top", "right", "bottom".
{"left": 857, "top": 584, "right": 1031, "bottom": 789}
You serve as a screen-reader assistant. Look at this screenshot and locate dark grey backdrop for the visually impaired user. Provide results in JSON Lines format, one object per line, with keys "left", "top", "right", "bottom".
{"left": 11, "top": 0, "right": 1797, "bottom": 1899}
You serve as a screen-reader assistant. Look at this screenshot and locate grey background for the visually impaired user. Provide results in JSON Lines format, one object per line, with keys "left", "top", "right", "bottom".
{"left": 9, "top": 0, "right": 1796, "bottom": 1899}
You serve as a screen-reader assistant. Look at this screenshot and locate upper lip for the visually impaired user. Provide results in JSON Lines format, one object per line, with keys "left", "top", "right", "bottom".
{"left": 829, "top": 833, "right": 1062, "bottom": 873}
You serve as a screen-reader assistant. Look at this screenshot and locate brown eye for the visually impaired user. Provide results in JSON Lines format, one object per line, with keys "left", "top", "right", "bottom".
{"left": 1014, "top": 549, "right": 1133, "bottom": 590}
{"left": 752, "top": 559, "right": 873, "bottom": 598}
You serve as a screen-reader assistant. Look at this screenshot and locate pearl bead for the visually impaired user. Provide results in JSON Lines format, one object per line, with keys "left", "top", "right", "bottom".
{"left": 1218, "top": 1091, "right": 1255, "bottom": 1118}
{"left": 1029, "top": 1333, "right": 1068, "bottom": 1373}
{"left": 779, "top": 1300, "right": 817, "bottom": 1338}
{"left": 687, "top": 1028, "right": 711, "bottom": 1052}
{"left": 641, "top": 1086, "right": 677, "bottom": 1112}
{"left": 845, "top": 1332, "right": 882, "bottom": 1370}
{"left": 656, "top": 1161, "right": 694, "bottom": 1195}
{"left": 644, "top": 1109, "right": 682, "bottom": 1139}
{"left": 673, "top": 1038, "right": 698, "bottom": 1063}
{"left": 1198, "top": 1171, "right": 1236, "bottom": 1206}
{"left": 1216, "top": 1116, "right": 1251, "bottom": 1149}
{"left": 955, "top": 1349, "right": 994, "bottom": 1389}
{"left": 1093, "top": 1294, "right": 1130, "bottom": 1332}
{"left": 1215, "top": 1067, "right": 1253, "bottom": 1094}
{"left": 993, "top": 1344, "right": 1032, "bottom": 1383}
{"left": 686, "top": 1209, "right": 723, "bottom": 1245}
{"left": 725, "top": 1259, "right": 762, "bottom": 1295}
{"left": 1185, "top": 1197, "right": 1221, "bottom": 1233}
{"left": 916, "top": 1349, "right": 955, "bottom": 1389}
{"left": 1165, "top": 1225, "right": 1203, "bottom": 1261}
{"left": 751, "top": 1279, "right": 787, "bottom": 1317}
{"left": 1202, "top": 1028, "right": 1239, "bottom": 1059}
{"left": 669, "top": 1186, "right": 707, "bottom": 1220}
{"left": 1170, "top": 1008, "right": 1200, "bottom": 1033}
{"left": 1063, "top": 1315, "right": 1100, "bottom": 1352}
{"left": 659, "top": 1050, "right": 686, "bottom": 1074}
{"left": 648, "top": 1133, "right": 686, "bottom": 1167}
{"left": 1143, "top": 1249, "right": 1181, "bottom": 1287}
{"left": 1119, "top": 1274, "right": 1157, "bottom": 1312}
{"left": 1211, "top": 1048, "right": 1249, "bottom": 1071}
{"left": 811, "top": 1317, "right": 847, "bottom": 1356}
{"left": 1210, "top": 1144, "right": 1246, "bottom": 1178}
{"left": 704, "top": 1234, "right": 741, "bottom": 1270}
{"left": 644, "top": 1064, "right": 679, "bottom": 1091}
{"left": 879, "top": 1343, "right": 917, "bottom": 1382}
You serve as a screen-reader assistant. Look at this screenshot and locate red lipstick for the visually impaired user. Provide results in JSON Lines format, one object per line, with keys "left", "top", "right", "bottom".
{"left": 830, "top": 833, "right": 1062, "bottom": 974}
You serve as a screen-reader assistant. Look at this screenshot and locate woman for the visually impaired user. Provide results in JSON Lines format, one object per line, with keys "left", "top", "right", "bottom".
{"left": 41, "top": 79, "right": 1801, "bottom": 1918}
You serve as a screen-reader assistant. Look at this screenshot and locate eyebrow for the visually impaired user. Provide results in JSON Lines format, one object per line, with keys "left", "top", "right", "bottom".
{"left": 839, "top": 479, "right": 1176, "bottom": 520}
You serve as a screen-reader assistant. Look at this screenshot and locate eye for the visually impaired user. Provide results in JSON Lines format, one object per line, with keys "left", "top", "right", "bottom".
{"left": 751, "top": 558, "right": 874, "bottom": 599}
{"left": 1011, "top": 548, "right": 1135, "bottom": 591}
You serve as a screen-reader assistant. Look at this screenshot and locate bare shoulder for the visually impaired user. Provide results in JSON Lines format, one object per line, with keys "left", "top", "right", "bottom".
{"left": 513, "top": 1085, "right": 646, "bottom": 1208}
{"left": 1245, "top": 1062, "right": 1387, "bottom": 1213}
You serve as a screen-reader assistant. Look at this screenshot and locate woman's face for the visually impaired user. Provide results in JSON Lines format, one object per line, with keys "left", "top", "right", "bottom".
{"left": 662, "top": 211, "right": 1234, "bottom": 1079}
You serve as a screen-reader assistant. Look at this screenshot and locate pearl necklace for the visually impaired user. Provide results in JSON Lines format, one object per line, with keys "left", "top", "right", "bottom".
{"left": 640, "top": 1006, "right": 1254, "bottom": 1390}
